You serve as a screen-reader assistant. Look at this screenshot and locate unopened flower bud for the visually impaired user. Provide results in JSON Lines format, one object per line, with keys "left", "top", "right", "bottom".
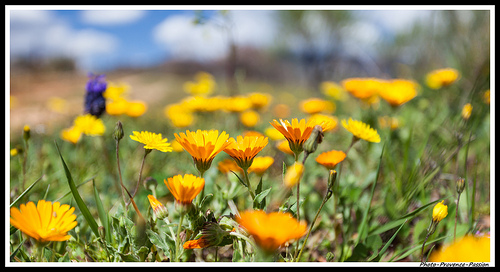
{"left": 456, "top": 178, "right": 465, "bottom": 195}
{"left": 432, "top": 200, "right": 448, "bottom": 223}
{"left": 23, "top": 125, "right": 31, "bottom": 141}
{"left": 113, "top": 121, "right": 124, "bottom": 141}
{"left": 144, "top": 176, "right": 158, "bottom": 192}
{"left": 147, "top": 195, "right": 168, "bottom": 220}
{"left": 303, "top": 125, "right": 324, "bottom": 155}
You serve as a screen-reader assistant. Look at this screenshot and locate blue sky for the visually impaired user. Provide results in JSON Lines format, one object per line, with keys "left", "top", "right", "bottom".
{"left": 8, "top": 7, "right": 453, "bottom": 73}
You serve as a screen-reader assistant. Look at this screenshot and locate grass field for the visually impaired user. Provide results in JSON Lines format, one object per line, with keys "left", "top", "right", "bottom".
{"left": 8, "top": 62, "right": 491, "bottom": 264}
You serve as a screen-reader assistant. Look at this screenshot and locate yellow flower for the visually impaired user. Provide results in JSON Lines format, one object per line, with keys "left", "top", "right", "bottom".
{"left": 147, "top": 195, "right": 168, "bottom": 220}
{"left": 425, "top": 68, "right": 460, "bottom": 89}
{"left": 378, "top": 116, "right": 400, "bottom": 131}
{"left": 248, "top": 156, "right": 274, "bottom": 175}
{"left": 284, "top": 162, "right": 304, "bottom": 188}
{"left": 341, "top": 77, "right": 386, "bottom": 100}
{"left": 299, "top": 98, "right": 335, "bottom": 115}
{"left": 315, "top": 150, "right": 346, "bottom": 170}
{"left": 46, "top": 97, "right": 68, "bottom": 114}
{"left": 432, "top": 200, "right": 448, "bottom": 222}
{"left": 174, "top": 130, "right": 231, "bottom": 174}
{"left": 320, "top": 81, "right": 348, "bottom": 101}
{"left": 236, "top": 210, "right": 307, "bottom": 253}
{"left": 248, "top": 92, "right": 272, "bottom": 110}
{"left": 170, "top": 139, "right": 185, "bottom": 152}
{"left": 483, "top": 90, "right": 490, "bottom": 104}
{"left": 125, "top": 100, "right": 148, "bottom": 117}
{"left": 240, "top": 110, "right": 260, "bottom": 128}
{"left": 103, "top": 82, "right": 130, "bottom": 100}
{"left": 223, "top": 135, "right": 268, "bottom": 170}
{"left": 73, "top": 114, "right": 106, "bottom": 136}
{"left": 264, "top": 126, "right": 285, "bottom": 141}
{"left": 341, "top": 118, "right": 381, "bottom": 143}
{"left": 272, "top": 103, "right": 291, "bottom": 118}
{"left": 271, "top": 118, "right": 334, "bottom": 156}
{"left": 10, "top": 148, "right": 19, "bottom": 157}
{"left": 10, "top": 200, "right": 78, "bottom": 242}
{"left": 461, "top": 103, "right": 473, "bottom": 120}
{"left": 130, "top": 131, "right": 173, "bottom": 153}
{"left": 183, "top": 72, "right": 216, "bottom": 96}
{"left": 60, "top": 126, "right": 82, "bottom": 145}
{"left": 164, "top": 174, "right": 205, "bottom": 205}
{"left": 378, "top": 79, "right": 419, "bottom": 107}
{"left": 106, "top": 98, "right": 129, "bottom": 116}
{"left": 223, "top": 96, "right": 252, "bottom": 113}
{"left": 429, "top": 235, "right": 490, "bottom": 262}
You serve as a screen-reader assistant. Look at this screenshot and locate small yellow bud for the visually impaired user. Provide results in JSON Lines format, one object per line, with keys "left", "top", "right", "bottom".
{"left": 23, "top": 125, "right": 31, "bottom": 141}
{"left": 461, "top": 103, "right": 473, "bottom": 120}
{"left": 432, "top": 200, "right": 448, "bottom": 222}
{"left": 456, "top": 178, "right": 466, "bottom": 195}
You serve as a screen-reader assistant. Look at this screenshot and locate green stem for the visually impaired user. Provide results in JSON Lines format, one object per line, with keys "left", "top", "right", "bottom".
{"left": 242, "top": 168, "right": 255, "bottom": 200}
{"left": 115, "top": 139, "right": 127, "bottom": 207}
{"left": 129, "top": 149, "right": 150, "bottom": 207}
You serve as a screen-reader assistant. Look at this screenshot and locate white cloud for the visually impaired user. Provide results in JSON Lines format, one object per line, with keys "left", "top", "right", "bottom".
{"left": 80, "top": 10, "right": 146, "bottom": 25}
{"left": 9, "top": 9, "right": 119, "bottom": 71}
{"left": 152, "top": 10, "right": 278, "bottom": 62}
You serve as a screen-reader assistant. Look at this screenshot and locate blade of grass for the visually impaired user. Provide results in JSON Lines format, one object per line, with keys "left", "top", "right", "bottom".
{"left": 371, "top": 219, "right": 407, "bottom": 261}
{"left": 357, "top": 142, "right": 385, "bottom": 245}
{"left": 54, "top": 141, "right": 99, "bottom": 238}
{"left": 93, "top": 179, "right": 111, "bottom": 243}
{"left": 54, "top": 176, "right": 95, "bottom": 202}
{"left": 389, "top": 235, "right": 448, "bottom": 262}
{"left": 10, "top": 175, "right": 44, "bottom": 208}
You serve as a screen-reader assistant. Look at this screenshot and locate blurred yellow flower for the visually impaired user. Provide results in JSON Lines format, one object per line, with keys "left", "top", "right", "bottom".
{"left": 164, "top": 174, "right": 205, "bottom": 205}
{"left": 461, "top": 103, "right": 473, "bottom": 120}
{"left": 47, "top": 97, "right": 68, "bottom": 114}
{"left": 73, "top": 114, "right": 105, "bottom": 136}
{"left": 125, "top": 100, "right": 148, "bottom": 117}
{"left": 223, "top": 96, "right": 252, "bottom": 113}
{"left": 378, "top": 79, "right": 419, "bottom": 107}
{"left": 170, "top": 139, "right": 185, "bottom": 152}
{"left": 315, "top": 150, "right": 346, "bottom": 170}
{"left": 106, "top": 98, "right": 129, "bottom": 116}
{"left": 10, "top": 200, "right": 77, "bottom": 242}
{"left": 248, "top": 156, "right": 275, "bottom": 175}
{"left": 272, "top": 103, "right": 291, "bottom": 118}
{"left": 10, "top": 148, "right": 19, "bottom": 157}
{"left": 341, "top": 118, "right": 380, "bottom": 143}
{"left": 425, "top": 68, "right": 460, "bottom": 89}
{"left": 378, "top": 116, "right": 400, "bottom": 131}
{"left": 164, "top": 104, "right": 195, "bottom": 128}
{"left": 236, "top": 210, "right": 307, "bottom": 253}
{"left": 248, "top": 92, "right": 272, "bottom": 110}
{"left": 174, "top": 130, "right": 231, "bottom": 174}
{"left": 284, "top": 162, "right": 304, "bottom": 188}
{"left": 130, "top": 131, "right": 173, "bottom": 153}
{"left": 276, "top": 140, "right": 295, "bottom": 156}
{"left": 224, "top": 135, "right": 268, "bottom": 170}
{"left": 242, "top": 130, "right": 265, "bottom": 138}
{"left": 483, "top": 90, "right": 490, "bottom": 104}
{"left": 320, "top": 81, "right": 348, "bottom": 101}
{"left": 264, "top": 126, "right": 285, "bottom": 141}
{"left": 341, "top": 77, "right": 386, "bottom": 100}
{"left": 299, "top": 98, "right": 335, "bottom": 115}
{"left": 240, "top": 110, "right": 260, "bottom": 128}
{"left": 429, "top": 235, "right": 490, "bottom": 262}
{"left": 183, "top": 72, "right": 216, "bottom": 97}
{"left": 432, "top": 200, "right": 448, "bottom": 222}
{"left": 217, "top": 158, "right": 242, "bottom": 174}
{"left": 103, "top": 82, "right": 129, "bottom": 100}
{"left": 60, "top": 126, "right": 82, "bottom": 145}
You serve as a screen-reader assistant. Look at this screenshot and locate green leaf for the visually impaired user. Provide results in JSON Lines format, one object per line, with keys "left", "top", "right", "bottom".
{"left": 373, "top": 219, "right": 407, "bottom": 261}
{"left": 253, "top": 187, "right": 271, "bottom": 209}
{"left": 10, "top": 175, "right": 44, "bottom": 208}
{"left": 92, "top": 179, "right": 111, "bottom": 243}
{"left": 54, "top": 141, "right": 99, "bottom": 238}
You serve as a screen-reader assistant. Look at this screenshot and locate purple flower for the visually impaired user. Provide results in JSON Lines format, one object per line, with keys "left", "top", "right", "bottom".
{"left": 84, "top": 73, "right": 107, "bottom": 117}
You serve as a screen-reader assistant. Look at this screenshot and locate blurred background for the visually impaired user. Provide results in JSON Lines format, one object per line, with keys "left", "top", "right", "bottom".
{"left": 8, "top": 7, "right": 492, "bottom": 137}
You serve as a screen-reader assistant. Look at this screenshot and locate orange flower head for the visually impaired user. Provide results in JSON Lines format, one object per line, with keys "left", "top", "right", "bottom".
{"left": 276, "top": 140, "right": 294, "bottom": 156}
{"left": 147, "top": 195, "right": 168, "bottom": 220}
{"left": 164, "top": 174, "right": 205, "bottom": 205}
{"left": 174, "top": 129, "right": 231, "bottom": 174}
{"left": 315, "top": 150, "right": 347, "bottom": 170}
{"left": 299, "top": 98, "right": 335, "bottom": 115}
{"left": 10, "top": 200, "right": 78, "bottom": 243}
{"left": 270, "top": 118, "right": 333, "bottom": 156}
{"left": 425, "top": 68, "right": 460, "bottom": 89}
{"left": 341, "top": 77, "right": 387, "bottom": 100}
{"left": 223, "top": 135, "right": 268, "bottom": 170}
{"left": 217, "top": 158, "right": 242, "bottom": 174}
{"left": 236, "top": 210, "right": 307, "bottom": 253}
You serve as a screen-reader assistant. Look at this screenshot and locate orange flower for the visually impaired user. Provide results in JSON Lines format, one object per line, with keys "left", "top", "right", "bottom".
{"left": 378, "top": 79, "right": 418, "bottom": 107}
{"left": 429, "top": 235, "right": 490, "bottom": 262}
{"left": 270, "top": 118, "right": 334, "bottom": 156}
{"left": 223, "top": 135, "right": 268, "bottom": 170}
{"left": 299, "top": 98, "right": 335, "bottom": 115}
{"left": 174, "top": 129, "right": 231, "bottom": 174}
{"left": 164, "top": 174, "right": 205, "bottom": 205}
{"left": 276, "top": 140, "right": 294, "bottom": 156}
{"left": 236, "top": 210, "right": 307, "bottom": 253}
{"left": 217, "top": 158, "right": 242, "bottom": 174}
{"left": 10, "top": 200, "right": 77, "bottom": 243}
{"left": 425, "top": 68, "right": 460, "bottom": 89}
{"left": 315, "top": 150, "right": 346, "bottom": 170}
{"left": 341, "top": 77, "right": 386, "bottom": 100}
{"left": 147, "top": 195, "right": 168, "bottom": 220}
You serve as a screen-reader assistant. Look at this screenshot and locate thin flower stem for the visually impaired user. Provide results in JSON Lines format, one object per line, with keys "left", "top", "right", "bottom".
{"left": 115, "top": 140, "right": 127, "bottom": 206}
{"left": 454, "top": 193, "right": 461, "bottom": 242}
{"left": 242, "top": 168, "right": 255, "bottom": 200}
{"left": 129, "top": 149, "right": 150, "bottom": 207}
